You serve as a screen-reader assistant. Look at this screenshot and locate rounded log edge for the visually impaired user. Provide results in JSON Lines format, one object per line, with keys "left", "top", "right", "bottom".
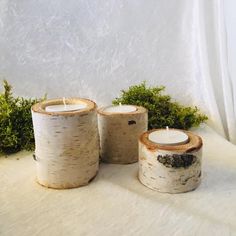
{"left": 101, "top": 158, "right": 138, "bottom": 165}
{"left": 138, "top": 176, "right": 202, "bottom": 194}
{"left": 35, "top": 171, "right": 99, "bottom": 189}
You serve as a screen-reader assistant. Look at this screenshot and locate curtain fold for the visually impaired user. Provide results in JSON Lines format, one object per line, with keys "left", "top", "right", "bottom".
{"left": 195, "top": 0, "right": 236, "bottom": 143}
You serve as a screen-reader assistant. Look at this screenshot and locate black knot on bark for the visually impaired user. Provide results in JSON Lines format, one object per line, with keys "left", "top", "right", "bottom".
{"left": 157, "top": 154, "right": 196, "bottom": 168}
{"left": 128, "top": 120, "right": 136, "bottom": 125}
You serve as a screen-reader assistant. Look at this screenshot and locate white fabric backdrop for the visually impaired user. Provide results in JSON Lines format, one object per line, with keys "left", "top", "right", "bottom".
{"left": 0, "top": 0, "right": 235, "bottom": 143}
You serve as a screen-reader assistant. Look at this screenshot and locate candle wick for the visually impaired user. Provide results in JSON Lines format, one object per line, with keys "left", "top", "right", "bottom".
{"left": 63, "top": 97, "right": 67, "bottom": 108}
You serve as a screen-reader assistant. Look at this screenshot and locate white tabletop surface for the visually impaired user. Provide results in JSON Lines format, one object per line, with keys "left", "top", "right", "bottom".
{"left": 1, "top": 125, "right": 236, "bottom": 236}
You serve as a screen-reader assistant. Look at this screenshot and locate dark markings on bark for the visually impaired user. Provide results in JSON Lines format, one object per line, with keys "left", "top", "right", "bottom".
{"left": 181, "top": 176, "right": 195, "bottom": 185}
{"left": 33, "top": 154, "right": 37, "bottom": 161}
{"left": 128, "top": 120, "right": 136, "bottom": 125}
{"left": 157, "top": 154, "right": 197, "bottom": 168}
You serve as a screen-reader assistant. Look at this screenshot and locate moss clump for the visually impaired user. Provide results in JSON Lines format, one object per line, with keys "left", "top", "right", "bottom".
{"left": 0, "top": 80, "right": 44, "bottom": 154}
{"left": 112, "top": 82, "right": 208, "bottom": 129}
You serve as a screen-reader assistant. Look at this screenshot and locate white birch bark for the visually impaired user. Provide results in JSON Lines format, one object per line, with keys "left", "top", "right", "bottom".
{"left": 139, "top": 130, "right": 202, "bottom": 193}
{"left": 31, "top": 98, "right": 99, "bottom": 189}
{"left": 98, "top": 106, "right": 148, "bottom": 164}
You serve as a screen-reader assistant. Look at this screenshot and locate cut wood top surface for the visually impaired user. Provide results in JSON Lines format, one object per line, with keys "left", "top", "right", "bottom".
{"left": 32, "top": 98, "right": 97, "bottom": 116}
{"left": 140, "top": 129, "right": 203, "bottom": 152}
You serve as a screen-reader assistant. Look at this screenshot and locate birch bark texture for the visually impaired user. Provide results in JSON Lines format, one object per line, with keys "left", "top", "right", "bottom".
{"left": 31, "top": 98, "right": 99, "bottom": 189}
{"left": 98, "top": 106, "right": 148, "bottom": 164}
{"left": 139, "top": 129, "right": 203, "bottom": 193}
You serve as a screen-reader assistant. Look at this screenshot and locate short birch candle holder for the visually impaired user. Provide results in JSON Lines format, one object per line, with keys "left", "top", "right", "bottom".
{"left": 31, "top": 98, "right": 99, "bottom": 189}
{"left": 98, "top": 105, "right": 148, "bottom": 164}
{"left": 139, "top": 129, "right": 203, "bottom": 193}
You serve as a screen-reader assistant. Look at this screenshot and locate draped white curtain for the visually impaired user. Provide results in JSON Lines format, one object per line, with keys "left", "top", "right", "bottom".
{"left": 195, "top": 0, "right": 236, "bottom": 143}
{"left": 0, "top": 0, "right": 235, "bottom": 143}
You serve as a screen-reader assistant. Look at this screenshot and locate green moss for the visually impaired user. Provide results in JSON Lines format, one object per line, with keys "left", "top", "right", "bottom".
{"left": 112, "top": 82, "right": 208, "bottom": 129}
{"left": 0, "top": 80, "right": 45, "bottom": 155}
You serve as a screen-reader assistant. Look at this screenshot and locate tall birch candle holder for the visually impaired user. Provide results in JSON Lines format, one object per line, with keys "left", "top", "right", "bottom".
{"left": 31, "top": 98, "right": 99, "bottom": 189}
{"left": 98, "top": 105, "right": 148, "bottom": 164}
{"left": 139, "top": 129, "right": 203, "bottom": 193}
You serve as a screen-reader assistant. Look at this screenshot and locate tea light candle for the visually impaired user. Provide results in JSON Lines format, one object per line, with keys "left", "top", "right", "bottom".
{"left": 148, "top": 126, "right": 189, "bottom": 146}
{"left": 45, "top": 104, "right": 87, "bottom": 112}
{"left": 45, "top": 97, "right": 87, "bottom": 112}
{"left": 103, "top": 104, "right": 137, "bottom": 113}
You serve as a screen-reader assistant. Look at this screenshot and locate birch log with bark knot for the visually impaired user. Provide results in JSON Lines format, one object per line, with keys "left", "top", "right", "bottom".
{"left": 31, "top": 98, "right": 99, "bottom": 189}
{"left": 139, "top": 129, "right": 203, "bottom": 193}
{"left": 98, "top": 105, "right": 148, "bottom": 164}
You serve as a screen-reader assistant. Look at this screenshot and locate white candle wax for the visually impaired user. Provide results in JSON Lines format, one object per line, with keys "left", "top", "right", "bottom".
{"left": 148, "top": 129, "right": 189, "bottom": 146}
{"left": 104, "top": 105, "right": 137, "bottom": 113}
{"left": 45, "top": 104, "right": 87, "bottom": 112}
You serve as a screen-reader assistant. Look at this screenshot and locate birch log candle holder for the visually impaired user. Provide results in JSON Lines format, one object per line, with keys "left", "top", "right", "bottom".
{"left": 31, "top": 98, "right": 99, "bottom": 189}
{"left": 139, "top": 128, "right": 203, "bottom": 193}
{"left": 98, "top": 105, "right": 148, "bottom": 164}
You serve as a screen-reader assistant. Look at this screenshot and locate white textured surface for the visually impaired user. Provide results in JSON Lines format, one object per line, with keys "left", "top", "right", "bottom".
{"left": 1, "top": 125, "right": 236, "bottom": 236}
